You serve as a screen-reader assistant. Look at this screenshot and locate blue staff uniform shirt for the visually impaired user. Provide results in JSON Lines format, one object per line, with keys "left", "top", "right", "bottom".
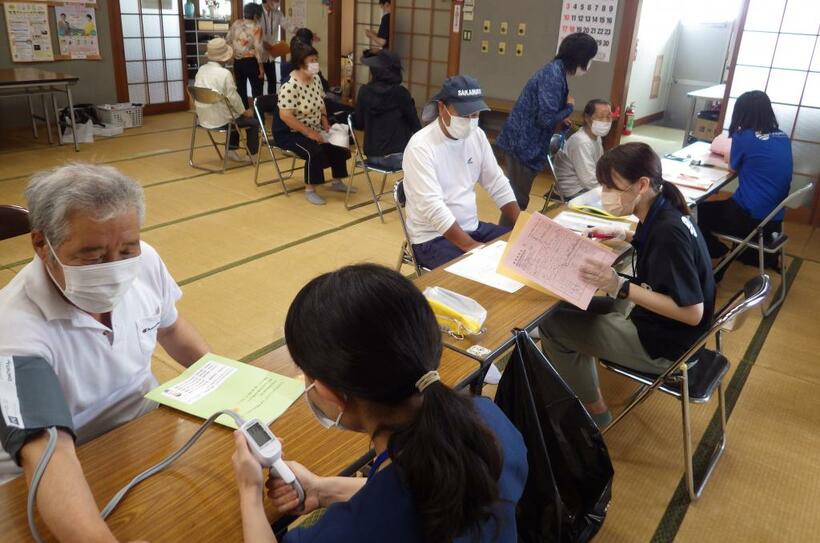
{"left": 283, "top": 396, "right": 528, "bottom": 543}
{"left": 496, "top": 59, "right": 573, "bottom": 173}
{"left": 730, "top": 129, "right": 792, "bottom": 221}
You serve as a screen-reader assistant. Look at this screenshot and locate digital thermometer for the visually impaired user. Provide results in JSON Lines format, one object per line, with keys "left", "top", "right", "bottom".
{"left": 239, "top": 418, "right": 306, "bottom": 507}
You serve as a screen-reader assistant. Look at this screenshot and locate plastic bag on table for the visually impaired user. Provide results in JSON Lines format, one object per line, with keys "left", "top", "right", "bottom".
{"left": 422, "top": 286, "right": 486, "bottom": 339}
{"left": 495, "top": 330, "right": 613, "bottom": 543}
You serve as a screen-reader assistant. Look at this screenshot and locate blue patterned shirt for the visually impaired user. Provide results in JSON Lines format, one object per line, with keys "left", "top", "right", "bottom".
{"left": 496, "top": 59, "right": 573, "bottom": 172}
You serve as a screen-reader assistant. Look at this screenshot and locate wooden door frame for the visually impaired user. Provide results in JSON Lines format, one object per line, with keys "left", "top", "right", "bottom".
{"left": 447, "top": 0, "right": 462, "bottom": 76}
{"left": 327, "top": 0, "right": 342, "bottom": 86}
{"left": 604, "top": 0, "right": 642, "bottom": 149}
{"left": 109, "top": 0, "right": 193, "bottom": 114}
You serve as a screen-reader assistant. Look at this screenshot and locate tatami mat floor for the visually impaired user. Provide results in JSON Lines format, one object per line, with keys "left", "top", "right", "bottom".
{"left": 1, "top": 113, "right": 819, "bottom": 542}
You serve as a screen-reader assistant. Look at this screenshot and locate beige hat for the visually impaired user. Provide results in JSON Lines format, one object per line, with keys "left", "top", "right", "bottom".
{"left": 207, "top": 37, "right": 233, "bottom": 62}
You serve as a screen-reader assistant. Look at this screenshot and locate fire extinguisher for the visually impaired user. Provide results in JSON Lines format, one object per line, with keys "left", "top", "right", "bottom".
{"left": 623, "top": 102, "right": 636, "bottom": 135}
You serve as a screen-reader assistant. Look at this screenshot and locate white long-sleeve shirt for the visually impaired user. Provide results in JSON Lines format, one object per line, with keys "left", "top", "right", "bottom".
{"left": 553, "top": 128, "right": 603, "bottom": 198}
{"left": 402, "top": 121, "right": 517, "bottom": 245}
{"left": 193, "top": 61, "right": 246, "bottom": 129}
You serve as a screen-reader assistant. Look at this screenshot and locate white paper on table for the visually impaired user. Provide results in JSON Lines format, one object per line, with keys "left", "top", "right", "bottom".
{"left": 498, "top": 214, "right": 618, "bottom": 310}
{"left": 553, "top": 210, "right": 627, "bottom": 233}
{"left": 444, "top": 240, "right": 524, "bottom": 293}
{"left": 567, "top": 187, "right": 639, "bottom": 223}
{"left": 160, "top": 360, "right": 236, "bottom": 405}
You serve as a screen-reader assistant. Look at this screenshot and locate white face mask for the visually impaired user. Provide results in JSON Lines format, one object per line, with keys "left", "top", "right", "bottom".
{"left": 443, "top": 108, "right": 478, "bottom": 139}
{"left": 306, "top": 62, "right": 321, "bottom": 76}
{"left": 591, "top": 120, "right": 612, "bottom": 137}
{"left": 304, "top": 383, "right": 345, "bottom": 429}
{"left": 45, "top": 238, "right": 141, "bottom": 314}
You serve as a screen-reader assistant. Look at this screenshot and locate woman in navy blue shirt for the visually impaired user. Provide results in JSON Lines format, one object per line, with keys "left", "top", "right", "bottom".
{"left": 697, "top": 91, "right": 793, "bottom": 270}
{"left": 232, "top": 264, "right": 528, "bottom": 542}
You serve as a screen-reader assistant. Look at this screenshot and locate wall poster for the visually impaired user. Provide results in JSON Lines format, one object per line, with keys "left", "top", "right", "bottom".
{"left": 55, "top": 5, "right": 100, "bottom": 59}
{"left": 4, "top": 2, "right": 54, "bottom": 62}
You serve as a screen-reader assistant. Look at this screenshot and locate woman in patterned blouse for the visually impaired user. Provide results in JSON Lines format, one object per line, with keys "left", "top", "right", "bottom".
{"left": 227, "top": 3, "right": 265, "bottom": 109}
{"left": 277, "top": 43, "right": 353, "bottom": 206}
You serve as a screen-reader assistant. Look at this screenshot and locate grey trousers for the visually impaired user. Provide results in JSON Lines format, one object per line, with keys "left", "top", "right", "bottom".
{"left": 500, "top": 151, "right": 538, "bottom": 226}
{"left": 538, "top": 297, "right": 673, "bottom": 403}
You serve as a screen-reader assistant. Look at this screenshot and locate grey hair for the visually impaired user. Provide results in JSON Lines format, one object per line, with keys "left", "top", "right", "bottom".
{"left": 24, "top": 163, "right": 145, "bottom": 246}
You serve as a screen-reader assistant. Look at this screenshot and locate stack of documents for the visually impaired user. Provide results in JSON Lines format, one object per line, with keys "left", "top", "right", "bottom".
{"left": 497, "top": 212, "right": 618, "bottom": 310}
{"left": 444, "top": 240, "right": 524, "bottom": 293}
{"left": 146, "top": 353, "right": 305, "bottom": 428}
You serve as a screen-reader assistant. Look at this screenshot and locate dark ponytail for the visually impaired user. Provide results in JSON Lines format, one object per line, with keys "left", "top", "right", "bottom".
{"left": 596, "top": 141, "right": 690, "bottom": 215}
{"left": 284, "top": 264, "right": 503, "bottom": 542}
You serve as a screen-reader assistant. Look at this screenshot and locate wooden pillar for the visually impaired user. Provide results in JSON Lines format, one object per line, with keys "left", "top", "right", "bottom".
{"left": 604, "top": 0, "right": 641, "bottom": 150}
{"left": 327, "top": 0, "right": 342, "bottom": 86}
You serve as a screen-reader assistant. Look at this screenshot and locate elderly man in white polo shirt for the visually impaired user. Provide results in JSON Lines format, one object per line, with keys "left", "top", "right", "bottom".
{"left": 402, "top": 75, "right": 521, "bottom": 270}
{"left": 0, "top": 164, "right": 209, "bottom": 542}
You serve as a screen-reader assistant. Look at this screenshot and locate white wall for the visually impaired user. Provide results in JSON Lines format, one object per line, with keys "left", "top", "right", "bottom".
{"left": 305, "top": 0, "right": 329, "bottom": 73}
{"left": 625, "top": 0, "right": 681, "bottom": 120}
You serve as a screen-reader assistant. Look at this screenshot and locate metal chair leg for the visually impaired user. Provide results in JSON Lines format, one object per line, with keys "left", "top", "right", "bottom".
{"left": 188, "top": 116, "right": 198, "bottom": 167}
{"left": 763, "top": 246, "right": 787, "bottom": 317}
{"left": 28, "top": 96, "right": 38, "bottom": 139}
{"left": 396, "top": 241, "right": 408, "bottom": 272}
{"left": 682, "top": 368, "right": 727, "bottom": 502}
{"left": 222, "top": 124, "right": 232, "bottom": 174}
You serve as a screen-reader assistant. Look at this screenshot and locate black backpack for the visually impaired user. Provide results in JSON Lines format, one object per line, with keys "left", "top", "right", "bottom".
{"left": 495, "top": 330, "right": 613, "bottom": 543}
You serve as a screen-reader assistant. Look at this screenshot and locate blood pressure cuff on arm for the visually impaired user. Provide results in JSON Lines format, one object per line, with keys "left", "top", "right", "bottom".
{"left": 0, "top": 356, "right": 75, "bottom": 465}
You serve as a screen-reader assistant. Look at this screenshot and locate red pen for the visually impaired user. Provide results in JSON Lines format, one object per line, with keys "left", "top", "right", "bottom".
{"left": 586, "top": 226, "right": 615, "bottom": 240}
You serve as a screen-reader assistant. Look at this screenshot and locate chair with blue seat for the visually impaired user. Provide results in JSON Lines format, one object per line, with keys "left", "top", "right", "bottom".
{"left": 712, "top": 181, "right": 814, "bottom": 316}
{"left": 541, "top": 129, "right": 573, "bottom": 212}
{"left": 345, "top": 115, "right": 402, "bottom": 223}
{"left": 600, "top": 274, "right": 771, "bottom": 501}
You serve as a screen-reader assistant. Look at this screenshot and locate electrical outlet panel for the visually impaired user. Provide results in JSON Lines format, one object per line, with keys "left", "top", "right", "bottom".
{"left": 463, "top": 30, "right": 472, "bottom": 42}
{"left": 483, "top": 20, "right": 491, "bottom": 33}
{"left": 498, "top": 41, "right": 506, "bottom": 55}
{"left": 500, "top": 22, "right": 508, "bottom": 35}
{"left": 516, "top": 43, "right": 524, "bottom": 57}
{"left": 480, "top": 40, "right": 489, "bottom": 53}
{"left": 517, "top": 23, "right": 526, "bottom": 36}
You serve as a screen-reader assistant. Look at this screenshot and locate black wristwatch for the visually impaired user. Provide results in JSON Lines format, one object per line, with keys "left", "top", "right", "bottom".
{"left": 616, "top": 278, "right": 631, "bottom": 300}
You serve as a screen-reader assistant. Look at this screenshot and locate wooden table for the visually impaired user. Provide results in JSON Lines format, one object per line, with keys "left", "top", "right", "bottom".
{"left": 0, "top": 68, "right": 80, "bottom": 152}
{"left": 0, "top": 346, "right": 480, "bottom": 542}
{"left": 415, "top": 237, "right": 559, "bottom": 388}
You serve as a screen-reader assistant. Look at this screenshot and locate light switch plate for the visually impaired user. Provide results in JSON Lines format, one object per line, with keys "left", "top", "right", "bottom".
{"left": 517, "top": 23, "right": 526, "bottom": 36}
{"left": 500, "top": 21, "right": 508, "bottom": 35}
{"left": 463, "top": 29, "right": 472, "bottom": 41}
{"left": 498, "top": 41, "right": 506, "bottom": 55}
{"left": 516, "top": 43, "right": 524, "bottom": 57}
{"left": 483, "top": 20, "right": 491, "bottom": 33}
{"left": 480, "top": 40, "right": 489, "bottom": 53}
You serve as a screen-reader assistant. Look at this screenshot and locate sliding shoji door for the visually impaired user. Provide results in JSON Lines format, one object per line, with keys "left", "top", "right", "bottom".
{"left": 726, "top": 0, "right": 820, "bottom": 209}
{"left": 112, "top": 0, "right": 188, "bottom": 113}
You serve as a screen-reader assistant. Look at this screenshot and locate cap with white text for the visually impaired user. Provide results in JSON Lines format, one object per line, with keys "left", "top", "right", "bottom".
{"left": 426, "top": 75, "right": 489, "bottom": 118}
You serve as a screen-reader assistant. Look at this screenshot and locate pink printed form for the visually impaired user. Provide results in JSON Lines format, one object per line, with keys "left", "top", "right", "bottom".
{"left": 499, "top": 213, "right": 617, "bottom": 310}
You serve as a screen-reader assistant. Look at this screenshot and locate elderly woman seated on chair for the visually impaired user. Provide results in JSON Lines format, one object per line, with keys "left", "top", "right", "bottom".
{"left": 277, "top": 42, "right": 354, "bottom": 206}
{"left": 552, "top": 99, "right": 612, "bottom": 200}
{"left": 193, "top": 37, "right": 260, "bottom": 163}
{"left": 538, "top": 143, "right": 715, "bottom": 428}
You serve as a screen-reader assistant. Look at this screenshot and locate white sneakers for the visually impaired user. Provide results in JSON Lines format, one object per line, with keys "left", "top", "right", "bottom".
{"left": 226, "top": 150, "right": 251, "bottom": 163}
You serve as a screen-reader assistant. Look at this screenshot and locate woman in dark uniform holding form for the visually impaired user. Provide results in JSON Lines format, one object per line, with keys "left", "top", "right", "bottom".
{"left": 538, "top": 142, "right": 716, "bottom": 427}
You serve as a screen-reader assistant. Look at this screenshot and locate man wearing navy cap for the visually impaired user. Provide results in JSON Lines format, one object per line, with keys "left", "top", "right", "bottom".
{"left": 402, "top": 75, "right": 520, "bottom": 269}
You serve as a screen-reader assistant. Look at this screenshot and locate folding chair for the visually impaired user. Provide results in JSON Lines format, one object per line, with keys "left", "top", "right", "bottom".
{"left": 345, "top": 115, "right": 402, "bottom": 223}
{"left": 252, "top": 94, "right": 302, "bottom": 192}
{"left": 541, "top": 130, "right": 571, "bottom": 212}
{"left": 600, "top": 274, "right": 771, "bottom": 501}
{"left": 713, "top": 181, "right": 815, "bottom": 316}
{"left": 188, "top": 86, "right": 256, "bottom": 174}
{"left": 393, "top": 180, "right": 428, "bottom": 277}
{"left": 0, "top": 205, "right": 30, "bottom": 240}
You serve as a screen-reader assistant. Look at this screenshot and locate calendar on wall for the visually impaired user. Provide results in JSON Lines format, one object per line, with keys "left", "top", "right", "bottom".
{"left": 556, "top": 0, "right": 618, "bottom": 62}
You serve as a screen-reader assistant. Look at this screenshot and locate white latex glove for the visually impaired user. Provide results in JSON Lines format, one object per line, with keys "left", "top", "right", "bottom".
{"left": 579, "top": 258, "right": 620, "bottom": 296}
{"left": 586, "top": 224, "right": 628, "bottom": 241}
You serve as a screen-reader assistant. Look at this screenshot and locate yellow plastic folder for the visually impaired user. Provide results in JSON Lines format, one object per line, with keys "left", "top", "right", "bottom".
{"left": 145, "top": 353, "right": 305, "bottom": 428}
